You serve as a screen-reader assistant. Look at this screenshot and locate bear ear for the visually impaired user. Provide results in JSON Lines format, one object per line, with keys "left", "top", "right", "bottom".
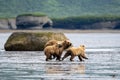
{"left": 80, "top": 45, "right": 85, "bottom": 47}
{"left": 64, "top": 39, "right": 69, "bottom": 42}
{"left": 82, "top": 45, "right": 85, "bottom": 47}
{"left": 64, "top": 40, "right": 67, "bottom": 42}
{"left": 64, "top": 40, "right": 71, "bottom": 44}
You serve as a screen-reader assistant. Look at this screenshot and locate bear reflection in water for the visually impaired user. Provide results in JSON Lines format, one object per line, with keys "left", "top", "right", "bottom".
{"left": 45, "top": 64, "right": 85, "bottom": 74}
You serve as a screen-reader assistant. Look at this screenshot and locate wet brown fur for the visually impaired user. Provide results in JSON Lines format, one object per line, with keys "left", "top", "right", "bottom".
{"left": 62, "top": 45, "right": 88, "bottom": 61}
{"left": 44, "top": 39, "right": 72, "bottom": 61}
{"left": 44, "top": 43, "right": 62, "bottom": 61}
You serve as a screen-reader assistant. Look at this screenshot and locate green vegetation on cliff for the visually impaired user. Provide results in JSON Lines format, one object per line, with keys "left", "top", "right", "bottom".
{"left": 18, "top": 12, "right": 46, "bottom": 17}
{"left": 0, "top": 0, "right": 120, "bottom": 18}
{"left": 0, "top": 0, "right": 120, "bottom": 29}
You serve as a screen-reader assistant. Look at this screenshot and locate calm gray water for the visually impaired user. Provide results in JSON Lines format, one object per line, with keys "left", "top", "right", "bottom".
{"left": 0, "top": 33, "right": 120, "bottom": 80}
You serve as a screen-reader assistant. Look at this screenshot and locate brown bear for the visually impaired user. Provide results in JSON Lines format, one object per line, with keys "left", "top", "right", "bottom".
{"left": 44, "top": 39, "right": 72, "bottom": 61}
{"left": 44, "top": 39, "right": 59, "bottom": 47}
{"left": 44, "top": 43, "right": 62, "bottom": 61}
{"left": 62, "top": 45, "right": 88, "bottom": 61}
{"left": 44, "top": 39, "right": 71, "bottom": 48}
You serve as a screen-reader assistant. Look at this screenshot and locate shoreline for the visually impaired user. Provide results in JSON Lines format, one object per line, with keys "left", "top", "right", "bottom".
{"left": 0, "top": 29, "right": 120, "bottom": 33}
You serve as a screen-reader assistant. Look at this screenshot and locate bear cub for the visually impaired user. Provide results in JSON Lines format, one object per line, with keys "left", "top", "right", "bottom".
{"left": 62, "top": 45, "right": 88, "bottom": 61}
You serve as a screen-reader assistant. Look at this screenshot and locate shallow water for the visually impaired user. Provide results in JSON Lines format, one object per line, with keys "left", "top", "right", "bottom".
{"left": 0, "top": 33, "right": 11, "bottom": 50}
{"left": 0, "top": 51, "right": 120, "bottom": 80}
{"left": 0, "top": 33, "right": 120, "bottom": 80}
{"left": 65, "top": 33, "right": 120, "bottom": 48}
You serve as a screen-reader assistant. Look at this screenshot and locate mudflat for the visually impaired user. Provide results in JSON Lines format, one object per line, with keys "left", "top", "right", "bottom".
{"left": 0, "top": 29, "right": 120, "bottom": 33}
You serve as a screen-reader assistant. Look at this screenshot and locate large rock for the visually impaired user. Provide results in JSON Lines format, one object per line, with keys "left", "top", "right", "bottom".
{"left": 4, "top": 32, "right": 67, "bottom": 51}
{"left": 0, "top": 18, "right": 16, "bottom": 29}
{"left": 16, "top": 14, "right": 53, "bottom": 29}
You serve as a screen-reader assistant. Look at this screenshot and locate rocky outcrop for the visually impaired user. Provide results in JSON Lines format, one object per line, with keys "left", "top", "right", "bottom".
{"left": 0, "top": 14, "right": 53, "bottom": 30}
{"left": 80, "top": 21, "right": 120, "bottom": 29}
{"left": 0, "top": 15, "right": 120, "bottom": 30}
{"left": 0, "top": 18, "right": 16, "bottom": 29}
{"left": 4, "top": 32, "right": 67, "bottom": 51}
{"left": 53, "top": 19, "right": 120, "bottom": 29}
{"left": 16, "top": 14, "right": 53, "bottom": 29}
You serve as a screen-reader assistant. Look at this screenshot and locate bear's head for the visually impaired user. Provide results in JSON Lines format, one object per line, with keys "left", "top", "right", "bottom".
{"left": 62, "top": 40, "right": 72, "bottom": 49}
{"left": 80, "top": 45, "right": 85, "bottom": 50}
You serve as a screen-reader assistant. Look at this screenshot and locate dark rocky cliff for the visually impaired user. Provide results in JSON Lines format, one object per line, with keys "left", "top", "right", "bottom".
{"left": 0, "top": 15, "right": 120, "bottom": 29}
{"left": 0, "top": 14, "right": 53, "bottom": 30}
{"left": 52, "top": 18, "right": 120, "bottom": 29}
{"left": 0, "top": 18, "right": 16, "bottom": 29}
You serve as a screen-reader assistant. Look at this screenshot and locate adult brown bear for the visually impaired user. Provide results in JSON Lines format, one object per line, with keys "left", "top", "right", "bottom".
{"left": 44, "top": 39, "right": 72, "bottom": 49}
{"left": 44, "top": 39, "right": 58, "bottom": 47}
{"left": 44, "top": 39, "right": 72, "bottom": 61}
{"left": 62, "top": 45, "right": 88, "bottom": 61}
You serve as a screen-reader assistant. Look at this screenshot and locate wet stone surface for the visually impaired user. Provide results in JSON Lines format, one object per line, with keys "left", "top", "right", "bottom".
{"left": 0, "top": 51, "right": 120, "bottom": 80}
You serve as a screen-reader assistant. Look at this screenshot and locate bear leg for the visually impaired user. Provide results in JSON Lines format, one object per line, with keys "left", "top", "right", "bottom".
{"left": 48, "top": 55, "right": 53, "bottom": 60}
{"left": 78, "top": 55, "right": 84, "bottom": 61}
{"left": 45, "top": 53, "right": 51, "bottom": 61}
{"left": 56, "top": 55, "right": 61, "bottom": 61}
{"left": 70, "top": 55, "right": 75, "bottom": 61}
{"left": 52, "top": 54, "right": 56, "bottom": 59}
{"left": 62, "top": 52, "right": 70, "bottom": 61}
{"left": 81, "top": 54, "right": 88, "bottom": 59}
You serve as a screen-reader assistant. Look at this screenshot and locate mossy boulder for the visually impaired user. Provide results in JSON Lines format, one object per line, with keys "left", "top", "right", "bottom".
{"left": 4, "top": 32, "right": 67, "bottom": 51}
